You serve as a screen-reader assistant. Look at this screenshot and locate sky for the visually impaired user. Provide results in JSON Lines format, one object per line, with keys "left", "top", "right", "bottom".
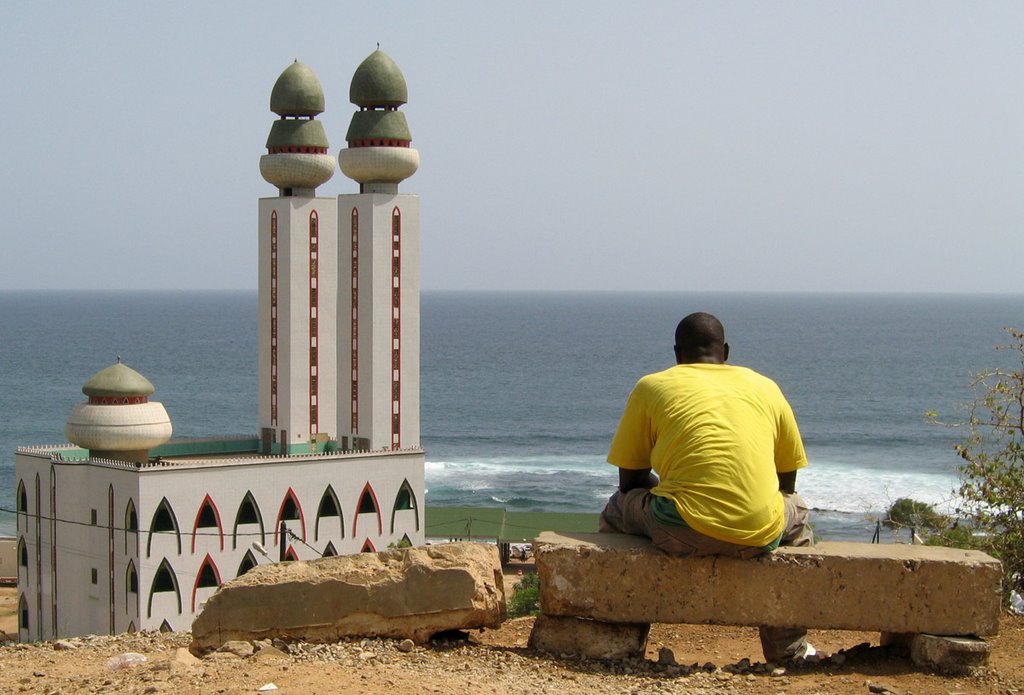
{"left": 1, "top": 2, "right": 1022, "bottom": 293}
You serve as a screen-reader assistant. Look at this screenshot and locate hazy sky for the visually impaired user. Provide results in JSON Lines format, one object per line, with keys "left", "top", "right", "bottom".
{"left": 2, "top": 2, "right": 1021, "bottom": 293}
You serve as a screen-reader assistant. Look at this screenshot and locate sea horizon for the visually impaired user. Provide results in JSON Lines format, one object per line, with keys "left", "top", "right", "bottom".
{"left": 3, "top": 290, "right": 1023, "bottom": 541}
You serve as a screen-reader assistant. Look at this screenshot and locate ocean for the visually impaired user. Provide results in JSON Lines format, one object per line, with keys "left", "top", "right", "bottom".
{"left": 2, "top": 291, "right": 1022, "bottom": 542}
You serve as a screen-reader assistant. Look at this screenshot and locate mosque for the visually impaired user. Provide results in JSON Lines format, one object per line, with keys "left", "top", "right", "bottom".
{"left": 13, "top": 50, "right": 425, "bottom": 641}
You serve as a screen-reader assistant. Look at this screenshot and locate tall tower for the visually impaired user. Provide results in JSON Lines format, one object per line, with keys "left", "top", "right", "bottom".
{"left": 338, "top": 50, "right": 421, "bottom": 451}
{"left": 258, "top": 61, "right": 339, "bottom": 455}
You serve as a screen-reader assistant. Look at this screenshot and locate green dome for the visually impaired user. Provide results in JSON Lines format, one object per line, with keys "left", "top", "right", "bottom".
{"left": 270, "top": 60, "right": 326, "bottom": 117}
{"left": 349, "top": 50, "right": 408, "bottom": 107}
{"left": 345, "top": 110, "right": 411, "bottom": 142}
{"left": 82, "top": 362, "right": 156, "bottom": 397}
{"left": 266, "top": 119, "right": 330, "bottom": 149}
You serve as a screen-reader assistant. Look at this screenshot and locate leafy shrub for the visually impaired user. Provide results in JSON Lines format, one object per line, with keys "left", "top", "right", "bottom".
{"left": 941, "top": 328, "right": 1024, "bottom": 597}
{"left": 507, "top": 572, "right": 540, "bottom": 618}
{"left": 884, "top": 498, "right": 947, "bottom": 531}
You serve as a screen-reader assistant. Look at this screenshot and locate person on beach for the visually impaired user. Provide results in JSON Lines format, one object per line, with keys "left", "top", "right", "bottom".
{"left": 600, "top": 311, "right": 814, "bottom": 662}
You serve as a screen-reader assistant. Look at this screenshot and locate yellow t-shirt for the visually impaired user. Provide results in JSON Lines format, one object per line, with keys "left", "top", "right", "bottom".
{"left": 607, "top": 363, "right": 807, "bottom": 547}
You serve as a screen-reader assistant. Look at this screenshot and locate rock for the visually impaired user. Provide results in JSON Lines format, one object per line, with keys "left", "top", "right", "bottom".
{"left": 172, "top": 647, "right": 201, "bottom": 668}
{"left": 909, "top": 633, "right": 991, "bottom": 676}
{"left": 253, "top": 644, "right": 289, "bottom": 660}
{"left": 106, "top": 652, "right": 148, "bottom": 670}
{"left": 53, "top": 640, "right": 77, "bottom": 651}
{"left": 191, "top": 542, "right": 506, "bottom": 655}
{"left": 657, "top": 646, "right": 676, "bottom": 666}
{"left": 397, "top": 639, "right": 415, "bottom": 653}
{"left": 217, "top": 640, "right": 255, "bottom": 657}
{"left": 528, "top": 615, "right": 649, "bottom": 660}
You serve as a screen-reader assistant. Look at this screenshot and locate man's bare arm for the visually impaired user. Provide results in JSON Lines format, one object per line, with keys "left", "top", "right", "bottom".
{"left": 619, "top": 467, "right": 659, "bottom": 493}
{"left": 777, "top": 470, "right": 797, "bottom": 495}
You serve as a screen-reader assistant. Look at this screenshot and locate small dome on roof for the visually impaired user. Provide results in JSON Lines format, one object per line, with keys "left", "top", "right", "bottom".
{"left": 349, "top": 50, "right": 408, "bottom": 107}
{"left": 270, "top": 60, "right": 326, "bottom": 117}
{"left": 82, "top": 362, "right": 156, "bottom": 398}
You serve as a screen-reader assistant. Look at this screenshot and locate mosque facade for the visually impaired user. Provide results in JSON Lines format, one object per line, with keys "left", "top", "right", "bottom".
{"left": 14, "top": 51, "right": 425, "bottom": 641}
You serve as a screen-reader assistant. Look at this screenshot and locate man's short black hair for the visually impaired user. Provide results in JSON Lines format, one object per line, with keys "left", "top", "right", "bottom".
{"left": 674, "top": 312, "right": 726, "bottom": 359}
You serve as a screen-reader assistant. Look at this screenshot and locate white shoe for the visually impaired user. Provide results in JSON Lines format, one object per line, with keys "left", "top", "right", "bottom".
{"left": 794, "top": 642, "right": 817, "bottom": 660}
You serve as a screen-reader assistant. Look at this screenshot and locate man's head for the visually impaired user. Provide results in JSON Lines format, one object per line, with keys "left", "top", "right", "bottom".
{"left": 674, "top": 312, "right": 729, "bottom": 365}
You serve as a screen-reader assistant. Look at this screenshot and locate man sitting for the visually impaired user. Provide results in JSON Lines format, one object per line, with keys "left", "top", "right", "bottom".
{"left": 600, "top": 311, "right": 814, "bottom": 662}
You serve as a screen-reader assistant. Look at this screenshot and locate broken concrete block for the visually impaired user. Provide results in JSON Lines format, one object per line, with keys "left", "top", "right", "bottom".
{"left": 534, "top": 532, "right": 1001, "bottom": 637}
{"left": 528, "top": 614, "right": 649, "bottom": 660}
{"left": 910, "top": 634, "right": 991, "bottom": 676}
{"left": 190, "top": 542, "right": 506, "bottom": 655}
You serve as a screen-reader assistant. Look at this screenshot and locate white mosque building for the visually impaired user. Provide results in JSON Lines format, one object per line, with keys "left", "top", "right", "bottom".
{"left": 14, "top": 50, "right": 425, "bottom": 641}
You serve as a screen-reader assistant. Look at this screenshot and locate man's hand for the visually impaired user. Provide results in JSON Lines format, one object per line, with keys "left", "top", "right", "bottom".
{"left": 619, "top": 467, "right": 659, "bottom": 493}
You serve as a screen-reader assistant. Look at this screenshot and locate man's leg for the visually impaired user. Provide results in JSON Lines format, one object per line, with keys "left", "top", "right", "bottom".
{"left": 760, "top": 493, "right": 814, "bottom": 662}
{"left": 600, "top": 490, "right": 755, "bottom": 557}
{"left": 599, "top": 489, "right": 658, "bottom": 537}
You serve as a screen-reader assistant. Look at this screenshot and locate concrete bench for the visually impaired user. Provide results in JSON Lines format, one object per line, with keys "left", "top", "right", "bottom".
{"left": 527, "top": 531, "right": 1003, "bottom": 674}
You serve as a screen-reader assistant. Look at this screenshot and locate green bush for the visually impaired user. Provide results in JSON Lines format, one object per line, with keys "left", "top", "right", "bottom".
{"left": 941, "top": 327, "right": 1024, "bottom": 598}
{"left": 884, "top": 498, "right": 947, "bottom": 531}
{"left": 507, "top": 572, "right": 540, "bottom": 618}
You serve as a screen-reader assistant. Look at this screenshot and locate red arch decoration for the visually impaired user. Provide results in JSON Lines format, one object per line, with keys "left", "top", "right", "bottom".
{"left": 191, "top": 494, "right": 224, "bottom": 553}
{"left": 191, "top": 554, "right": 222, "bottom": 612}
{"left": 274, "top": 487, "right": 306, "bottom": 544}
{"left": 352, "top": 482, "right": 382, "bottom": 537}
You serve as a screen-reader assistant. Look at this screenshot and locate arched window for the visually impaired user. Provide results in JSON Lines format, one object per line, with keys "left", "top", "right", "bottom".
{"left": 237, "top": 551, "right": 258, "bottom": 576}
{"left": 283, "top": 546, "right": 299, "bottom": 562}
{"left": 159, "top": 619, "right": 173, "bottom": 633}
{"left": 16, "top": 481, "right": 27, "bottom": 515}
{"left": 233, "top": 491, "right": 265, "bottom": 550}
{"left": 18, "top": 539, "right": 27, "bottom": 567}
{"left": 390, "top": 479, "right": 420, "bottom": 532}
{"left": 315, "top": 486, "right": 343, "bottom": 541}
{"left": 124, "top": 499, "right": 138, "bottom": 555}
{"left": 126, "top": 561, "right": 138, "bottom": 614}
{"left": 196, "top": 557, "right": 219, "bottom": 588}
{"left": 192, "top": 554, "right": 222, "bottom": 612}
{"left": 147, "top": 498, "right": 181, "bottom": 557}
{"left": 360, "top": 539, "right": 376, "bottom": 553}
{"left": 18, "top": 594, "right": 28, "bottom": 633}
{"left": 322, "top": 541, "right": 337, "bottom": 557}
{"left": 353, "top": 483, "right": 382, "bottom": 536}
{"left": 191, "top": 495, "right": 224, "bottom": 553}
{"left": 275, "top": 488, "right": 305, "bottom": 544}
{"left": 148, "top": 558, "right": 181, "bottom": 618}
{"left": 127, "top": 562, "right": 138, "bottom": 593}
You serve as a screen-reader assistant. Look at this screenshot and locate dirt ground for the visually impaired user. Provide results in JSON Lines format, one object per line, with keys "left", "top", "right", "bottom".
{"left": 1, "top": 567, "right": 1023, "bottom": 695}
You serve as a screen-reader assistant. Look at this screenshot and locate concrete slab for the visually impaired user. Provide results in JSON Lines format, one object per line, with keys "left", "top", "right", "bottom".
{"left": 534, "top": 532, "right": 1001, "bottom": 636}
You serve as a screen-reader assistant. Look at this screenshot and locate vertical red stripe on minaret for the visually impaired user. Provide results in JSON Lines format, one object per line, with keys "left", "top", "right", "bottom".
{"left": 392, "top": 207, "right": 401, "bottom": 450}
{"left": 350, "top": 208, "right": 359, "bottom": 436}
{"left": 270, "top": 211, "right": 279, "bottom": 427}
{"left": 309, "top": 210, "right": 319, "bottom": 436}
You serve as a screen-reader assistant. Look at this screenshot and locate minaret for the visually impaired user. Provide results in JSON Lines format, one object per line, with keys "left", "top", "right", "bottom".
{"left": 64, "top": 361, "right": 172, "bottom": 463}
{"left": 258, "top": 61, "right": 338, "bottom": 455}
{"left": 338, "top": 50, "right": 421, "bottom": 451}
